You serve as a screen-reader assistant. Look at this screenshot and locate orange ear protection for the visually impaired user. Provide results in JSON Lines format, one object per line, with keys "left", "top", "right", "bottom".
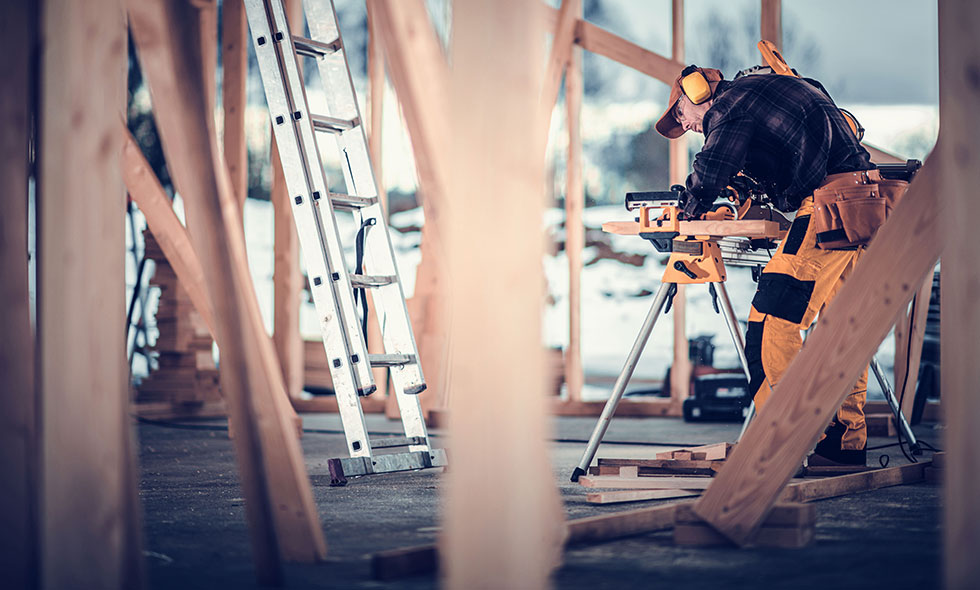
{"left": 680, "top": 65, "right": 713, "bottom": 104}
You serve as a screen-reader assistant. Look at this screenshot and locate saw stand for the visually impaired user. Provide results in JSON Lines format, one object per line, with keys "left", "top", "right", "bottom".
{"left": 570, "top": 230, "right": 756, "bottom": 482}
{"left": 570, "top": 222, "right": 922, "bottom": 482}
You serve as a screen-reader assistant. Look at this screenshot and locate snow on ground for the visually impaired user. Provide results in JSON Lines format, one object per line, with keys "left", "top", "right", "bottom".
{"left": 125, "top": 200, "right": 884, "bottom": 402}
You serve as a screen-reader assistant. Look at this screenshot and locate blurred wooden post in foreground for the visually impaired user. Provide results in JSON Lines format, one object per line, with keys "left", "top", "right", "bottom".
{"left": 443, "top": 1, "right": 565, "bottom": 587}
{"left": 939, "top": 1, "right": 980, "bottom": 587}
{"left": 37, "top": 1, "right": 144, "bottom": 587}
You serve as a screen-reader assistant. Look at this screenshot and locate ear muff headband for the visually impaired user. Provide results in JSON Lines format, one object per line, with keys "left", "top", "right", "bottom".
{"left": 681, "top": 69, "right": 712, "bottom": 104}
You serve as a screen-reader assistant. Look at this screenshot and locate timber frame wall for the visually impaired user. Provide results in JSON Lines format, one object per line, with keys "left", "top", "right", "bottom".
{"left": 1, "top": 1, "right": 974, "bottom": 588}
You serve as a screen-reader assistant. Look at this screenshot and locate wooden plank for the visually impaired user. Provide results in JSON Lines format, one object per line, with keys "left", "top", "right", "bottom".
{"left": 864, "top": 142, "right": 906, "bottom": 165}
{"left": 368, "top": 0, "right": 452, "bottom": 414}
{"left": 760, "top": 0, "right": 781, "bottom": 48}
{"left": 128, "top": 0, "right": 325, "bottom": 576}
{"left": 693, "top": 156, "right": 944, "bottom": 545}
{"left": 602, "top": 219, "right": 782, "bottom": 238}
{"left": 122, "top": 127, "right": 216, "bottom": 336}
{"left": 564, "top": 29, "right": 585, "bottom": 403}
{"left": 221, "top": 0, "right": 248, "bottom": 209}
{"left": 0, "top": 1, "right": 38, "bottom": 586}
{"left": 579, "top": 475, "right": 713, "bottom": 490}
{"left": 597, "top": 458, "right": 723, "bottom": 474}
{"left": 38, "top": 1, "right": 142, "bottom": 587}
{"left": 538, "top": 5, "right": 685, "bottom": 85}
{"left": 674, "top": 522, "right": 814, "bottom": 548}
{"left": 895, "top": 275, "right": 933, "bottom": 420}
{"left": 271, "top": 0, "right": 304, "bottom": 404}
{"left": 551, "top": 398, "right": 681, "bottom": 417}
{"left": 291, "top": 395, "right": 387, "bottom": 415}
{"left": 781, "top": 463, "right": 926, "bottom": 503}
{"left": 938, "top": 3, "right": 980, "bottom": 586}
{"left": 586, "top": 489, "right": 700, "bottom": 504}
{"left": 540, "top": 0, "right": 581, "bottom": 119}
{"left": 677, "top": 502, "right": 813, "bottom": 527}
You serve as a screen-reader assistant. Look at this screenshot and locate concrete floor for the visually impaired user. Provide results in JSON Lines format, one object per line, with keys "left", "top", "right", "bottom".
{"left": 137, "top": 412, "right": 943, "bottom": 589}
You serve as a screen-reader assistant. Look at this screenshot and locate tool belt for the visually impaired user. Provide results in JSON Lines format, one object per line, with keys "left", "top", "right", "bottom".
{"left": 812, "top": 169, "right": 909, "bottom": 250}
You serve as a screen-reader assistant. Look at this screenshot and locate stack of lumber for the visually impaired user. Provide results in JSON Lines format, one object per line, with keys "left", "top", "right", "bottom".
{"left": 581, "top": 442, "right": 732, "bottom": 504}
{"left": 135, "top": 232, "right": 225, "bottom": 418}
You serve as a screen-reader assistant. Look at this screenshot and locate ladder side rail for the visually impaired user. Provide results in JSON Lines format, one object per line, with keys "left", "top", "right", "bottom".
{"left": 304, "top": 0, "right": 431, "bottom": 446}
{"left": 245, "top": 0, "right": 372, "bottom": 457}
{"left": 260, "top": 0, "right": 378, "bottom": 396}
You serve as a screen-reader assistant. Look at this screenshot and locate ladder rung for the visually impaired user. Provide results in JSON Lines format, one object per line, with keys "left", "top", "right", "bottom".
{"left": 292, "top": 35, "right": 342, "bottom": 59}
{"left": 330, "top": 193, "right": 378, "bottom": 210}
{"left": 350, "top": 274, "right": 396, "bottom": 289}
{"left": 368, "top": 353, "right": 417, "bottom": 367}
{"left": 311, "top": 113, "right": 360, "bottom": 134}
{"left": 369, "top": 436, "right": 426, "bottom": 449}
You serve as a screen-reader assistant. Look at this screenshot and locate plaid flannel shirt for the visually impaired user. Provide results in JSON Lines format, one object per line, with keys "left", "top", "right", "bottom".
{"left": 683, "top": 74, "right": 872, "bottom": 215}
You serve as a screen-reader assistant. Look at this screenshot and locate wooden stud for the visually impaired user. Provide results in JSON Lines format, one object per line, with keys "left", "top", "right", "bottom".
{"left": 781, "top": 463, "right": 925, "bottom": 503}
{"left": 760, "top": 0, "right": 782, "bottom": 48}
{"left": 938, "top": 1, "right": 980, "bottom": 586}
{"left": 441, "top": 2, "right": 565, "bottom": 587}
{"left": 122, "top": 128, "right": 216, "bottom": 336}
{"left": 0, "top": 1, "right": 38, "bottom": 587}
{"left": 37, "top": 1, "right": 143, "bottom": 587}
{"left": 564, "top": 17, "right": 585, "bottom": 402}
{"left": 367, "top": 0, "right": 452, "bottom": 415}
{"left": 540, "top": 0, "right": 582, "bottom": 120}
{"left": 893, "top": 275, "right": 933, "bottom": 421}
{"left": 222, "top": 0, "right": 249, "bottom": 209}
{"left": 272, "top": 0, "right": 304, "bottom": 404}
{"left": 128, "top": 0, "right": 325, "bottom": 578}
{"left": 693, "top": 158, "right": 943, "bottom": 545}
{"left": 586, "top": 489, "right": 700, "bottom": 505}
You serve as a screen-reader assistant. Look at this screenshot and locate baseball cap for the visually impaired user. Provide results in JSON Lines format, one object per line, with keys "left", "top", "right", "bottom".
{"left": 655, "top": 66, "right": 724, "bottom": 139}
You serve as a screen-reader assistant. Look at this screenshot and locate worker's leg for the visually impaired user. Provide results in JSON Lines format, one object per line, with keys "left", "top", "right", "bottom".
{"left": 743, "top": 199, "right": 865, "bottom": 461}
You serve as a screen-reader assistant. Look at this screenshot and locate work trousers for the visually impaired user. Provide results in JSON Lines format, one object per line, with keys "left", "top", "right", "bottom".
{"left": 744, "top": 197, "right": 868, "bottom": 456}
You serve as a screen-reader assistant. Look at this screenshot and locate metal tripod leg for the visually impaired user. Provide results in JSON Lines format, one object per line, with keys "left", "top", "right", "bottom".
{"left": 712, "top": 283, "right": 757, "bottom": 441}
{"left": 570, "top": 282, "right": 676, "bottom": 481}
{"left": 870, "top": 355, "right": 920, "bottom": 453}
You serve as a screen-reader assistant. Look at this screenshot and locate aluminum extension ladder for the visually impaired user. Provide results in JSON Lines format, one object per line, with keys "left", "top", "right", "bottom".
{"left": 244, "top": 0, "right": 446, "bottom": 483}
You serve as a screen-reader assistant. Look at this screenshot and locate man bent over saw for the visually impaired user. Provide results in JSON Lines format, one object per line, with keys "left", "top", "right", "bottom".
{"left": 655, "top": 63, "right": 898, "bottom": 467}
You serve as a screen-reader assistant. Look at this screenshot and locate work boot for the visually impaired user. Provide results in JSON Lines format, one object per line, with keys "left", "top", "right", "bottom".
{"left": 808, "top": 420, "right": 867, "bottom": 466}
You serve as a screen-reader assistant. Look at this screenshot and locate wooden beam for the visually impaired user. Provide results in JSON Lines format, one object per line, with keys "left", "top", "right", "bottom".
{"left": 586, "top": 489, "right": 700, "bottom": 504}
{"left": 578, "top": 476, "right": 713, "bottom": 490}
{"left": 38, "top": 1, "right": 142, "bottom": 587}
{"left": 540, "top": 5, "right": 685, "bottom": 85}
{"left": 540, "top": 0, "right": 582, "bottom": 119}
{"left": 272, "top": 0, "right": 304, "bottom": 404}
{"left": 365, "top": 0, "right": 391, "bottom": 409}
{"left": 122, "top": 127, "right": 216, "bottom": 336}
{"left": 781, "top": 462, "right": 925, "bottom": 503}
{"left": 864, "top": 142, "right": 906, "bottom": 164}
{"left": 221, "top": 0, "right": 249, "bottom": 209}
{"left": 602, "top": 219, "right": 783, "bottom": 238}
{"left": 0, "top": 1, "right": 38, "bottom": 587}
{"left": 693, "top": 156, "right": 943, "bottom": 545}
{"left": 893, "top": 274, "right": 933, "bottom": 420}
{"left": 565, "top": 21, "right": 585, "bottom": 402}
{"left": 368, "top": 0, "right": 452, "bottom": 414}
{"left": 938, "top": 1, "right": 980, "bottom": 586}
{"left": 441, "top": 2, "right": 564, "bottom": 587}
{"left": 128, "top": 0, "right": 326, "bottom": 578}
{"left": 551, "top": 398, "right": 681, "bottom": 417}
{"left": 760, "top": 0, "right": 781, "bottom": 48}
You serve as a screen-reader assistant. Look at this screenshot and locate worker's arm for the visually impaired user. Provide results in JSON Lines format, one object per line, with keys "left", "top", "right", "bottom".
{"left": 681, "top": 113, "right": 754, "bottom": 217}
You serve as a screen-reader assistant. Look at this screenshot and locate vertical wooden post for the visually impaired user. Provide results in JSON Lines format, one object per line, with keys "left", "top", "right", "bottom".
{"left": 0, "top": 2, "right": 38, "bottom": 587}
{"left": 565, "top": 7, "right": 585, "bottom": 402}
{"left": 443, "top": 2, "right": 565, "bottom": 587}
{"left": 37, "top": 1, "right": 143, "bottom": 587}
{"left": 222, "top": 0, "right": 249, "bottom": 209}
{"left": 939, "top": 1, "right": 980, "bottom": 587}
{"left": 272, "top": 0, "right": 304, "bottom": 402}
{"left": 669, "top": 0, "right": 691, "bottom": 406}
{"left": 760, "top": 0, "right": 782, "bottom": 47}
{"left": 366, "top": 1, "right": 391, "bottom": 408}
{"left": 893, "top": 274, "right": 933, "bottom": 420}
{"left": 129, "top": 0, "right": 326, "bottom": 579}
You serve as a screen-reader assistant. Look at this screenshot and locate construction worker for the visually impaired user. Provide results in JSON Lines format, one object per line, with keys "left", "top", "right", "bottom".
{"left": 655, "top": 65, "right": 875, "bottom": 466}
